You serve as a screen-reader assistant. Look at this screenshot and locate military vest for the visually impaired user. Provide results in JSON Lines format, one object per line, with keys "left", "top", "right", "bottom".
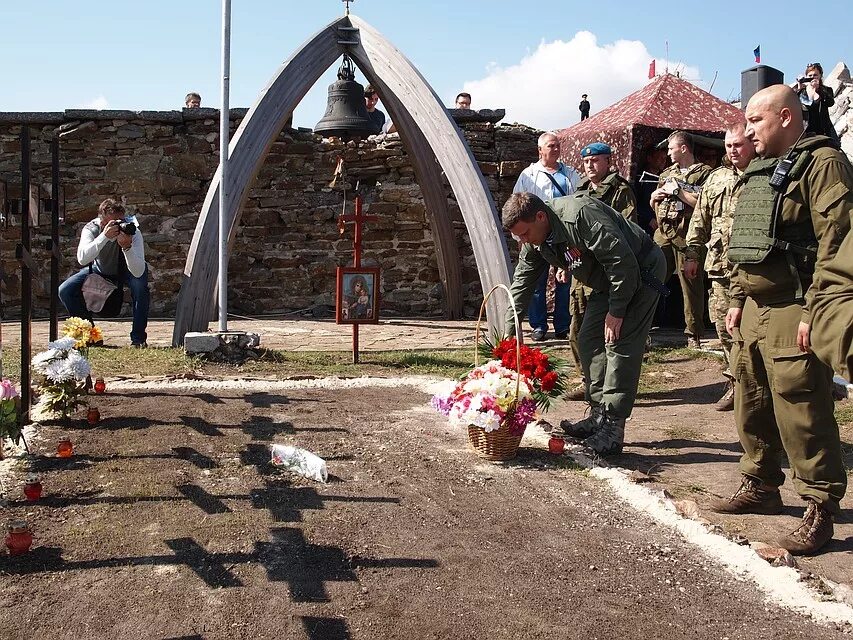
{"left": 727, "top": 136, "right": 831, "bottom": 265}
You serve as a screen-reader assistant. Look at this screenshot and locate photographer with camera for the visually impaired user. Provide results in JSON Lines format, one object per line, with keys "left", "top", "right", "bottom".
{"left": 791, "top": 62, "right": 840, "bottom": 146}
{"left": 58, "top": 198, "right": 150, "bottom": 347}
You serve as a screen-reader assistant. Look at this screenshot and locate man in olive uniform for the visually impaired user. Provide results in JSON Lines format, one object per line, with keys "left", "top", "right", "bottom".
{"left": 715, "top": 85, "right": 852, "bottom": 555}
{"left": 502, "top": 192, "right": 666, "bottom": 455}
{"left": 563, "top": 142, "right": 638, "bottom": 400}
{"left": 650, "top": 131, "right": 713, "bottom": 347}
{"left": 684, "top": 122, "right": 756, "bottom": 411}
{"left": 812, "top": 229, "right": 853, "bottom": 381}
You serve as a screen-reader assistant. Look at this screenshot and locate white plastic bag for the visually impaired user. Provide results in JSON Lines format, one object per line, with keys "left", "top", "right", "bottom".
{"left": 270, "top": 444, "right": 328, "bottom": 483}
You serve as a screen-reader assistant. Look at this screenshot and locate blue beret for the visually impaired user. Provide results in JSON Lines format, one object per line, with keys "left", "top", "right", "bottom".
{"left": 580, "top": 142, "right": 612, "bottom": 157}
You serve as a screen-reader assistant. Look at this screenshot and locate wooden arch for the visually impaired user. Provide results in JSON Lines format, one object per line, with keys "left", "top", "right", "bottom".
{"left": 172, "top": 14, "right": 512, "bottom": 345}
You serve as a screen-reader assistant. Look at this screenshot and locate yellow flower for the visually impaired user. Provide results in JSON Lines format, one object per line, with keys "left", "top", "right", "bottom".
{"left": 62, "top": 317, "right": 96, "bottom": 348}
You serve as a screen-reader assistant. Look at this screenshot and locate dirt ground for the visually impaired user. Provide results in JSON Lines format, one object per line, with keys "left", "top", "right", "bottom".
{"left": 0, "top": 362, "right": 851, "bottom": 639}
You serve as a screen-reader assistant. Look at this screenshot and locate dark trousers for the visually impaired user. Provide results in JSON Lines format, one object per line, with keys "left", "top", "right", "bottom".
{"left": 58, "top": 265, "right": 150, "bottom": 345}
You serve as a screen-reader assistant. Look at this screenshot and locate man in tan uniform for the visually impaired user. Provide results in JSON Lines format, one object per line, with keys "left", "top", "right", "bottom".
{"left": 812, "top": 229, "right": 853, "bottom": 381}
{"left": 650, "top": 132, "right": 713, "bottom": 347}
{"left": 684, "top": 123, "right": 756, "bottom": 411}
{"left": 563, "top": 142, "right": 638, "bottom": 400}
{"left": 714, "top": 85, "right": 852, "bottom": 555}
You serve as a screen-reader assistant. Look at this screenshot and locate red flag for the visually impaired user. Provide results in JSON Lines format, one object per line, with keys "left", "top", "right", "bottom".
{"left": 648, "top": 59, "right": 656, "bottom": 79}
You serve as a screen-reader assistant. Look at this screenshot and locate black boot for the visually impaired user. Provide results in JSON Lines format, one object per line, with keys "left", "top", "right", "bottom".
{"left": 583, "top": 409, "right": 625, "bottom": 456}
{"left": 557, "top": 404, "right": 604, "bottom": 439}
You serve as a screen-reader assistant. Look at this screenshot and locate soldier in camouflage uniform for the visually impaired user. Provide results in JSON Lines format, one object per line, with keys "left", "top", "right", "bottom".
{"left": 650, "top": 132, "right": 713, "bottom": 347}
{"left": 503, "top": 192, "right": 666, "bottom": 456}
{"left": 714, "top": 85, "right": 852, "bottom": 556}
{"left": 684, "top": 123, "right": 756, "bottom": 411}
{"left": 562, "top": 142, "right": 638, "bottom": 401}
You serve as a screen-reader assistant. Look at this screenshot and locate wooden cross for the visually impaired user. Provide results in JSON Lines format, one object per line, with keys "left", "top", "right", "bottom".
{"left": 342, "top": 0, "right": 354, "bottom": 15}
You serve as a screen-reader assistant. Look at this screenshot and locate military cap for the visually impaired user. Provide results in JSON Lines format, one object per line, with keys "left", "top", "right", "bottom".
{"left": 580, "top": 142, "right": 612, "bottom": 157}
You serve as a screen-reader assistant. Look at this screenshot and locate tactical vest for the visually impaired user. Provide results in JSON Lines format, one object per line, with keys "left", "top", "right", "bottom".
{"left": 727, "top": 137, "right": 830, "bottom": 265}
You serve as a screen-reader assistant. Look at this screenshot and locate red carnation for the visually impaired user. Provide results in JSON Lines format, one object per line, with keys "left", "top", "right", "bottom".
{"left": 541, "top": 371, "right": 558, "bottom": 392}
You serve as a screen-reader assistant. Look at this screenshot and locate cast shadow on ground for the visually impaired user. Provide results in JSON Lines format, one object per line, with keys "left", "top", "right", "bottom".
{"left": 6, "top": 480, "right": 399, "bottom": 522}
{"left": 29, "top": 451, "right": 181, "bottom": 472}
{"left": 635, "top": 381, "right": 726, "bottom": 407}
{"left": 612, "top": 448, "right": 741, "bottom": 470}
{"left": 0, "top": 527, "right": 439, "bottom": 600}
{"left": 302, "top": 617, "right": 352, "bottom": 640}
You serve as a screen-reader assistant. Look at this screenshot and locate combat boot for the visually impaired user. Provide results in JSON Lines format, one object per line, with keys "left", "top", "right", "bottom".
{"left": 557, "top": 404, "right": 604, "bottom": 438}
{"left": 582, "top": 410, "right": 625, "bottom": 456}
{"left": 710, "top": 476, "right": 783, "bottom": 515}
{"left": 714, "top": 381, "right": 735, "bottom": 412}
{"left": 777, "top": 500, "right": 834, "bottom": 556}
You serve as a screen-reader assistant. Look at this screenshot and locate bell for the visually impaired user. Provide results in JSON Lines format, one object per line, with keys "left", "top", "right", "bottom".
{"left": 315, "top": 55, "right": 380, "bottom": 140}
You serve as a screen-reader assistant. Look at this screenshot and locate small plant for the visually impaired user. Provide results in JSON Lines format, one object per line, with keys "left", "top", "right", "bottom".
{"left": 32, "top": 337, "right": 91, "bottom": 421}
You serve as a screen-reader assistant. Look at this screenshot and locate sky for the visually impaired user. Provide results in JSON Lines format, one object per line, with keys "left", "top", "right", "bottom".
{"left": 2, "top": 1, "right": 851, "bottom": 131}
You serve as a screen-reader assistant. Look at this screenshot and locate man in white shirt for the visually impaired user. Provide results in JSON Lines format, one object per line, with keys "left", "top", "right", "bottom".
{"left": 58, "top": 198, "right": 150, "bottom": 347}
{"left": 512, "top": 132, "right": 580, "bottom": 340}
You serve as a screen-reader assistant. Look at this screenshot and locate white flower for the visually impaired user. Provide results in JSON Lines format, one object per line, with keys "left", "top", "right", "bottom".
{"left": 48, "top": 336, "right": 76, "bottom": 351}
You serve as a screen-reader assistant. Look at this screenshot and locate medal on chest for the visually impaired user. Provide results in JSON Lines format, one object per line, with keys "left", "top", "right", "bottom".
{"left": 564, "top": 247, "right": 583, "bottom": 271}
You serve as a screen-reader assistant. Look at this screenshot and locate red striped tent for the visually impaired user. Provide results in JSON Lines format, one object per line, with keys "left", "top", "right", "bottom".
{"left": 557, "top": 74, "right": 744, "bottom": 180}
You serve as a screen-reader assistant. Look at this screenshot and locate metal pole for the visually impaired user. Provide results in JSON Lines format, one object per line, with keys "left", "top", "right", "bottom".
{"left": 20, "top": 128, "right": 32, "bottom": 422}
{"left": 218, "top": 0, "right": 231, "bottom": 332}
{"left": 49, "top": 138, "right": 60, "bottom": 341}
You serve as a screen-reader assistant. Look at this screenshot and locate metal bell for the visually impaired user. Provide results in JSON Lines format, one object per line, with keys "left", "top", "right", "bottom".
{"left": 315, "top": 55, "right": 380, "bottom": 140}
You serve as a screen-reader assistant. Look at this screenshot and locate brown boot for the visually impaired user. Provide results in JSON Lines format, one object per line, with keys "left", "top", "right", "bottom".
{"left": 777, "top": 500, "right": 835, "bottom": 556}
{"left": 565, "top": 383, "right": 586, "bottom": 401}
{"left": 714, "top": 381, "right": 735, "bottom": 412}
{"left": 710, "top": 476, "right": 783, "bottom": 515}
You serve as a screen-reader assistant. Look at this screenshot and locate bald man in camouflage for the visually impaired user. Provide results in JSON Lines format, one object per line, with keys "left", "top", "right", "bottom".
{"left": 715, "top": 84, "right": 852, "bottom": 555}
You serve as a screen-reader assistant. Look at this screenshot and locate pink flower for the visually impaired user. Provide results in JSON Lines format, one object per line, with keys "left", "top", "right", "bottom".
{"left": 0, "top": 378, "right": 18, "bottom": 400}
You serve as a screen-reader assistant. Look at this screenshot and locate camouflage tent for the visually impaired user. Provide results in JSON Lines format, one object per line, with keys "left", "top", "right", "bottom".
{"left": 557, "top": 74, "right": 744, "bottom": 180}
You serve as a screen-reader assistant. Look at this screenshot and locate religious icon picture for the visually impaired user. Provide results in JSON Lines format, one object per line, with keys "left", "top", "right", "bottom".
{"left": 336, "top": 267, "right": 380, "bottom": 324}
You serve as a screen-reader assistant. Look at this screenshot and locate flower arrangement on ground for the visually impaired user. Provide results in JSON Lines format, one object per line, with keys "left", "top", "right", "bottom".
{"left": 62, "top": 317, "right": 103, "bottom": 356}
{"left": 0, "top": 378, "right": 22, "bottom": 456}
{"left": 32, "top": 337, "right": 91, "bottom": 421}
{"left": 432, "top": 337, "right": 568, "bottom": 440}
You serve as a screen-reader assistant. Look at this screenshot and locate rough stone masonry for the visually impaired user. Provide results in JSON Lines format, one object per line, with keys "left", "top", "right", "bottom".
{"left": 0, "top": 108, "right": 539, "bottom": 321}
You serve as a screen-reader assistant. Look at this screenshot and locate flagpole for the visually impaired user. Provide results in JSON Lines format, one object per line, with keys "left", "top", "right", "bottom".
{"left": 218, "top": 0, "right": 231, "bottom": 333}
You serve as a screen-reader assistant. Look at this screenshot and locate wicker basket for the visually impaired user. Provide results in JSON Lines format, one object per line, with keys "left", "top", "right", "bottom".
{"left": 467, "top": 284, "right": 526, "bottom": 461}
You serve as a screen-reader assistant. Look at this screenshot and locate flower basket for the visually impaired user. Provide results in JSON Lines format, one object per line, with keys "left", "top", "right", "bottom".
{"left": 466, "top": 422, "right": 525, "bottom": 462}
{"left": 432, "top": 284, "right": 571, "bottom": 462}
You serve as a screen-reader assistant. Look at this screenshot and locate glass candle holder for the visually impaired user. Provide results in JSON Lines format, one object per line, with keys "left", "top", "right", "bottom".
{"left": 5, "top": 520, "right": 33, "bottom": 555}
{"left": 57, "top": 439, "right": 73, "bottom": 458}
{"left": 93, "top": 377, "right": 106, "bottom": 394}
{"left": 548, "top": 436, "right": 565, "bottom": 455}
{"left": 87, "top": 407, "right": 100, "bottom": 425}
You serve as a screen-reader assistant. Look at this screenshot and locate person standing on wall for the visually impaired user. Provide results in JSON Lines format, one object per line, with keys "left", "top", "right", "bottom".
{"left": 512, "top": 132, "right": 580, "bottom": 341}
{"left": 579, "top": 94, "right": 590, "bottom": 121}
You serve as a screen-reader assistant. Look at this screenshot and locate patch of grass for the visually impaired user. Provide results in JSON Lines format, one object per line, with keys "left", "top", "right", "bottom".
{"left": 834, "top": 401, "right": 853, "bottom": 427}
{"left": 1, "top": 345, "right": 477, "bottom": 381}
{"left": 643, "top": 346, "right": 724, "bottom": 366}
{"left": 662, "top": 426, "right": 702, "bottom": 441}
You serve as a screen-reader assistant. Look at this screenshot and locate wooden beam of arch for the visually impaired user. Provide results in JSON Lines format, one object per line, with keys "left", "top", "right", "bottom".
{"left": 172, "top": 15, "right": 511, "bottom": 345}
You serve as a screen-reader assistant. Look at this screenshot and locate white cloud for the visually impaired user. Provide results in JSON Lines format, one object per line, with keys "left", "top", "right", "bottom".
{"left": 462, "top": 31, "right": 700, "bottom": 131}
{"left": 82, "top": 95, "right": 110, "bottom": 110}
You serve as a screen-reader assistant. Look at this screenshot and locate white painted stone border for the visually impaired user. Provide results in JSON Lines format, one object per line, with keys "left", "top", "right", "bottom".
{"left": 5, "top": 375, "right": 852, "bottom": 627}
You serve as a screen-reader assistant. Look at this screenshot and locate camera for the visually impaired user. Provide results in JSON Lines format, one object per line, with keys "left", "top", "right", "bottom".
{"left": 797, "top": 76, "right": 816, "bottom": 85}
{"left": 118, "top": 220, "right": 137, "bottom": 236}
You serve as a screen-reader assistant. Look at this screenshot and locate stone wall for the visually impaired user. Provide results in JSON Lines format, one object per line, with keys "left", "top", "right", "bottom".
{"left": 826, "top": 62, "right": 853, "bottom": 161}
{"left": 0, "top": 109, "right": 539, "bottom": 320}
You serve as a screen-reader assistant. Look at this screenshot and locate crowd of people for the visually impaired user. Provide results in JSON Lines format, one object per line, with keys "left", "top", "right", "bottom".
{"left": 502, "top": 78, "right": 852, "bottom": 556}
